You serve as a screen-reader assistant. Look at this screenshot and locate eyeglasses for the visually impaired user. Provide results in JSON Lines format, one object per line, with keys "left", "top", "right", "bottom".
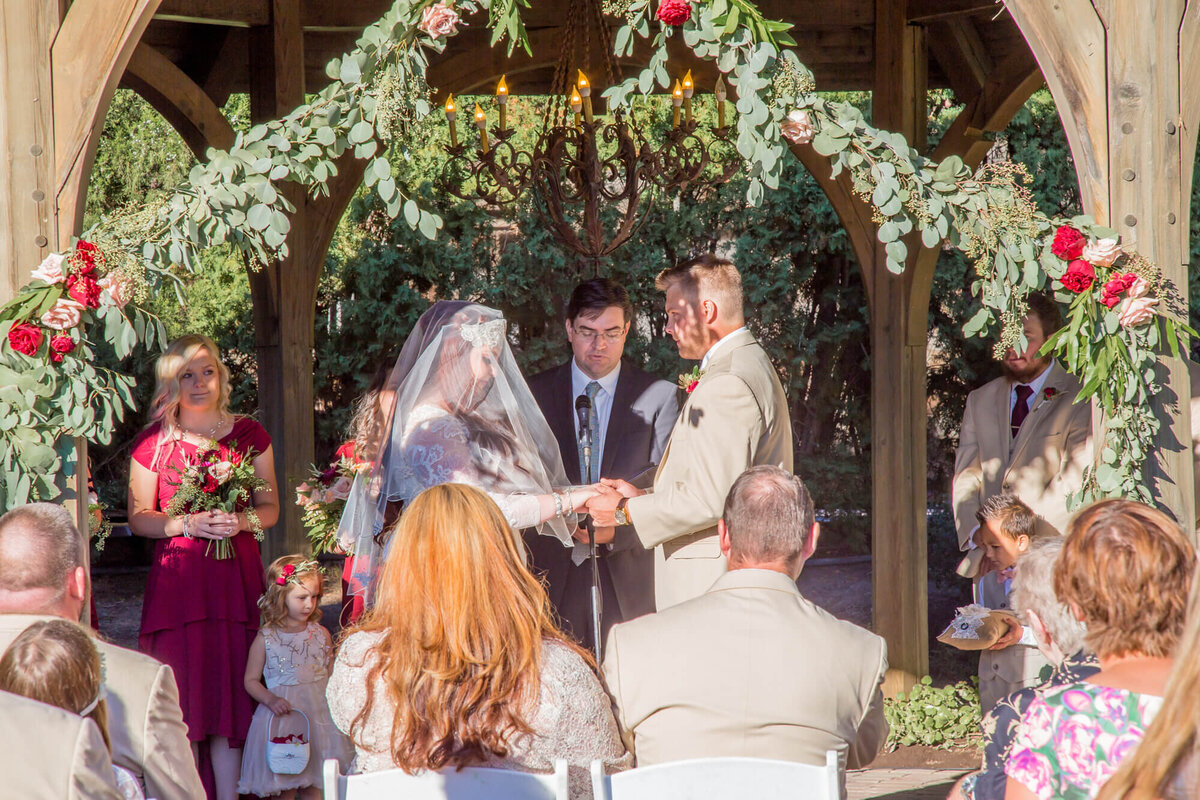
{"left": 572, "top": 328, "right": 627, "bottom": 343}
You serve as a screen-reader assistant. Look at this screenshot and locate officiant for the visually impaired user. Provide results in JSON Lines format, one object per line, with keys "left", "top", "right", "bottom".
{"left": 525, "top": 279, "right": 679, "bottom": 646}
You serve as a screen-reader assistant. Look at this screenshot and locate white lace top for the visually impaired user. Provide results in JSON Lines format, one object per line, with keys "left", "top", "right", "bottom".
{"left": 397, "top": 404, "right": 542, "bottom": 529}
{"left": 262, "top": 622, "right": 333, "bottom": 690}
{"left": 327, "top": 631, "right": 631, "bottom": 798}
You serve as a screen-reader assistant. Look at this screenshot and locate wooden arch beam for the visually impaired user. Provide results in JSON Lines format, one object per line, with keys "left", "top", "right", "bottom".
{"left": 122, "top": 43, "right": 236, "bottom": 160}
{"left": 52, "top": 0, "right": 164, "bottom": 240}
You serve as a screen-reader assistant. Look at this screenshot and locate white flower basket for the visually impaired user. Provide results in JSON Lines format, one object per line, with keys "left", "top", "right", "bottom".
{"left": 266, "top": 709, "right": 310, "bottom": 775}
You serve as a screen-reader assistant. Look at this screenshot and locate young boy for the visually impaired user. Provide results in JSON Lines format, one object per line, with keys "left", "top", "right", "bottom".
{"left": 973, "top": 494, "right": 1050, "bottom": 710}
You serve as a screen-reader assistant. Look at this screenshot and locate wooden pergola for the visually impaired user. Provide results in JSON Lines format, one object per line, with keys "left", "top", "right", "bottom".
{"left": 1, "top": 0, "right": 1195, "bottom": 692}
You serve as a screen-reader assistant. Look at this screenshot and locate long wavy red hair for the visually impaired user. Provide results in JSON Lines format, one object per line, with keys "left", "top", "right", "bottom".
{"left": 344, "top": 482, "right": 588, "bottom": 771}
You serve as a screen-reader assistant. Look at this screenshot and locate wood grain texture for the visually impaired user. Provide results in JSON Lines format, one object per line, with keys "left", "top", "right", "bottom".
{"left": 122, "top": 42, "right": 236, "bottom": 158}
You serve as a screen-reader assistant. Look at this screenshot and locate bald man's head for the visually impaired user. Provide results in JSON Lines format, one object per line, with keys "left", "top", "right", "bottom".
{"left": 0, "top": 503, "right": 87, "bottom": 616}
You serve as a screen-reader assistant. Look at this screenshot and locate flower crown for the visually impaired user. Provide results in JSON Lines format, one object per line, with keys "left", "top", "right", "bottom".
{"left": 275, "top": 559, "right": 321, "bottom": 587}
{"left": 460, "top": 318, "right": 505, "bottom": 349}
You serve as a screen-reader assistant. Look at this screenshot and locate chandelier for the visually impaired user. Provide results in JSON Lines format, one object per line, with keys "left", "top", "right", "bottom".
{"left": 437, "top": 0, "right": 740, "bottom": 270}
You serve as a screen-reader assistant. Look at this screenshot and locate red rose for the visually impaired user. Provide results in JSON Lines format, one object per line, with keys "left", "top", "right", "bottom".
{"left": 656, "top": 0, "right": 691, "bottom": 25}
{"left": 7, "top": 322, "right": 44, "bottom": 356}
{"left": 67, "top": 273, "right": 101, "bottom": 308}
{"left": 1051, "top": 226, "right": 1086, "bottom": 261}
{"left": 203, "top": 474, "right": 219, "bottom": 493}
{"left": 48, "top": 334, "right": 75, "bottom": 364}
{"left": 74, "top": 240, "right": 99, "bottom": 274}
{"left": 1060, "top": 260, "right": 1095, "bottom": 293}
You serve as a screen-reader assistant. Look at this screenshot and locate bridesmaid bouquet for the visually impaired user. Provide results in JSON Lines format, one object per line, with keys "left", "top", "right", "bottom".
{"left": 166, "top": 442, "right": 268, "bottom": 559}
{"left": 294, "top": 454, "right": 365, "bottom": 555}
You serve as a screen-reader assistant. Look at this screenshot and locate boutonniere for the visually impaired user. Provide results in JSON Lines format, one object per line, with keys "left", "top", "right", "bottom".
{"left": 1043, "top": 387, "right": 1058, "bottom": 400}
{"left": 678, "top": 365, "right": 705, "bottom": 394}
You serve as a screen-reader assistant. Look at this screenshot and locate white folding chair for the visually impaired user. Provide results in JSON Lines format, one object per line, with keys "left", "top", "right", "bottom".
{"left": 590, "top": 752, "right": 841, "bottom": 800}
{"left": 323, "top": 757, "right": 570, "bottom": 800}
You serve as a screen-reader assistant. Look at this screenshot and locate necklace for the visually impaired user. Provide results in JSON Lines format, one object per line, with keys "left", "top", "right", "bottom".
{"left": 181, "top": 411, "right": 225, "bottom": 442}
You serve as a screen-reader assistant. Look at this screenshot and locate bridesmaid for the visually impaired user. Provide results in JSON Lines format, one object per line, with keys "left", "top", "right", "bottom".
{"left": 128, "top": 334, "right": 279, "bottom": 800}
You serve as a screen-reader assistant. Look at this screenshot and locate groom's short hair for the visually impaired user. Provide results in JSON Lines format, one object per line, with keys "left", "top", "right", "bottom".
{"left": 723, "top": 466, "right": 813, "bottom": 567}
{"left": 656, "top": 254, "right": 744, "bottom": 323}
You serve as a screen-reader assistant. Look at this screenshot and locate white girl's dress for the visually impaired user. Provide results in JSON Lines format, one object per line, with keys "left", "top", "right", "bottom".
{"left": 237, "top": 622, "right": 354, "bottom": 795}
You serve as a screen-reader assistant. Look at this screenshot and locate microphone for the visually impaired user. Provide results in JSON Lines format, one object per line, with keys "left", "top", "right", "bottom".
{"left": 575, "top": 394, "right": 593, "bottom": 482}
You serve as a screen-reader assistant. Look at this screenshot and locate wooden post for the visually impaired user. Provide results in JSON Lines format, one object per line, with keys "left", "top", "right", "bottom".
{"left": 869, "top": 0, "right": 930, "bottom": 695}
{"left": 1003, "top": 0, "right": 1196, "bottom": 533}
{"left": 248, "top": 0, "right": 315, "bottom": 561}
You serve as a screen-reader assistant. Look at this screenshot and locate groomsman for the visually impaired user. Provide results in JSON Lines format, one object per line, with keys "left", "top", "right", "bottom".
{"left": 526, "top": 279, "right": 679, "bottom": 646}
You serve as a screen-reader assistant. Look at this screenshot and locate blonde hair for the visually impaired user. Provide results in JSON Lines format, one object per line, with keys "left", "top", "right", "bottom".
{"left": 1095, "top": 574, "right": 1200, "bottom": 800}
{"left": 1056, "top": 499, "right": 1194, "bottom": 659}
{"left": 258, "top": 555, "right": 324, "bottom": 629}
{"left": 655, "top": 253, "right": 745, "bottom": 324}
{"left": 0, "top": 619, "right": 111, "bottom": 752}
{"left": 975, "top": 493, "right": 1039, "bottom": 541}
{"left": 344, "top": 483, "right": 588, "bottom": 771}
{"left": 149, "top": 334, "right": 232, "bottom": 440}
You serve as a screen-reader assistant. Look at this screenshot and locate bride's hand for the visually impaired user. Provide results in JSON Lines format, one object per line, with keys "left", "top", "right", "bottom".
{"left": 564, "top": 484, "right": 602, "bottom": 513}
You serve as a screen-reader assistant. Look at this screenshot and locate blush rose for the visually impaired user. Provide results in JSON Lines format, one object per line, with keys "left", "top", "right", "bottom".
{"left": 1081, "top": 237, "right": 1122, "bottom": 267}
{"left": 31, "top": 254, "right": 66, "bottom": 285}
{"left": 40, "top": 298, "right": 85, "bottom": 331}
{"left": 418, "top": 1, "right": 461, "bottom": 38}
{"left": 781, "top": 110, "right": 816, "bottom": 145}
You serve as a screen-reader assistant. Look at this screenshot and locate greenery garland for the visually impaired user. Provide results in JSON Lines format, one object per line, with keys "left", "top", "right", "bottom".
{"left": 0, "top": 0, "right": 1187, "bottom": 514}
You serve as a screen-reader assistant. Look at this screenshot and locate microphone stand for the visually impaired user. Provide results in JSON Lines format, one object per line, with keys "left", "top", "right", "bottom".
{"left": 578, "top": 407, "right": 603, "bottom": 663}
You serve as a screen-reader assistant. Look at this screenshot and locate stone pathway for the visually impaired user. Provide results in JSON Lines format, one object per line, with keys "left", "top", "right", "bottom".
{"left": 847, "top": 768, "right": 967, "bottom": 799}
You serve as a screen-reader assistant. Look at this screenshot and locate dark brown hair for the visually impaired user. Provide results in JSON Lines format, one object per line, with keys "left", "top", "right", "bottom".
{"left": 566, "top": 278, "right": 633, "bottom": 324}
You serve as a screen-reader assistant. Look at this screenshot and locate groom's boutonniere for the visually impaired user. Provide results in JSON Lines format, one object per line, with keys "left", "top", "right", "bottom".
{"left": 678, "top": 366, "right": 705, "bottom": 394}
{"left": 1043, "top": 387, "right": 1058, "bottom": 400}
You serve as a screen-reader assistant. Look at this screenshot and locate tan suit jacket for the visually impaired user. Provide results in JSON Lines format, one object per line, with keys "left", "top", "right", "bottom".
{"left": 0, "top": 690, "right": 122, "bottom": 800}
{"left": 603, "top": 569, "right": 889, "bottom": 776}
{"left": 952, "top": 361, "right": 1092, "bottom": 550}
{"left": 0, "top": 614, "right": 203, "bottom": 800}
{"left": 627, "top": 330, "right": 793, "bottom": 609}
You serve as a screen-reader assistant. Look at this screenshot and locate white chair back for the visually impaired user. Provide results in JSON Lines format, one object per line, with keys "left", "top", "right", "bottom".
{"left": 323, "top": 758, "right": 570, "bottom": 800}
{"left": 591, "top": 752, "right": 841, "bottom": 800}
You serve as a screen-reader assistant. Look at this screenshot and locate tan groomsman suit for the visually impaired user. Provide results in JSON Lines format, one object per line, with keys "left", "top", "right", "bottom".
{"left": 626, "top": 329, "right": 792, "bottom": 609}
{"left": 603, "top": 569, "right": 889, "bottom": 777}
{"left": 0, "top": 689, "right": 122, "bottom": 800}
{"left": 0, "top": 614, "right": 204, "bottom": 800}
{"left": 952, "top": 360, "right": 1091, "bottom": 708}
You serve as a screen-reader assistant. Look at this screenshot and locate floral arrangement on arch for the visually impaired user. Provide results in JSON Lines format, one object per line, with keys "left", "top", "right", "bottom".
{"left": 295, "top": 447, "right": 370, "bottom": 555}
{"left": 1040, "top": 218, "right": 1192, "bottom": 506}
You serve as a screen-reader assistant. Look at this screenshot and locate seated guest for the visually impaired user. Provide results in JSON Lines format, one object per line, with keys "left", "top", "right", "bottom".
{"left": 0, "top": 618, "right": 142, "bottom": 798}
{"left": 950, "top": 536, "right": 1098, "bottom": 800}
{"left": 0, "top": 503, "right": 202, "bottom": 800}
{"left": 602, "top": 465, "right": 888, "bottom": 771}
{"left": 1005, "top": 499, "right": 1195, "bottom": 800}
{"left": 1094, "top": 574, "right": 1200, "bottom": 800}
{"left": 0, "top": 689, "right": 121, "bottom": 799}
{"left": 327, "top": 483, "right": 630, "bottom": 798}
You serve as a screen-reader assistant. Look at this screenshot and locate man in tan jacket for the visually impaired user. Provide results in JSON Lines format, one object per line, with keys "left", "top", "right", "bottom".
{"left": 0, "top": 690, "right": 122, "bottom": 799}
{"left": 602, "top": 466, "right": 889, "bottom": 778}
{"left": 588, "top": 254, "right": 793, "bottom": 609}
{"left": 0, "top": 504, "right": 203, "bottom": 800}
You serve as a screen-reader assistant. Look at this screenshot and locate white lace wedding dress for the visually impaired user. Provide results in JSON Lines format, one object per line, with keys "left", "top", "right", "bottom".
{"left": 327, "top": 632, "right": 631, "bottom": 798}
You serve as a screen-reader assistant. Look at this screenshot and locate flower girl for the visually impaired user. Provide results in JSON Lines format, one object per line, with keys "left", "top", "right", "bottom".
{"left": 237, "top": 556, "right": 353, "bottom": 799}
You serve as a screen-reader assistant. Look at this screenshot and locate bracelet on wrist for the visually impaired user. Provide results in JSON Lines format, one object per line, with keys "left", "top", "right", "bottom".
{"left": 552, "top": 492, "right": 564, "bottom": 519}
{"left": 181, "top": 514, "right": 191, "bottom": 539}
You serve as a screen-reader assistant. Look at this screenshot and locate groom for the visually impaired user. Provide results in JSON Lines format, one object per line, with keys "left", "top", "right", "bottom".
{"left": 587, "top": 254, "right": 793, "bottom": 609}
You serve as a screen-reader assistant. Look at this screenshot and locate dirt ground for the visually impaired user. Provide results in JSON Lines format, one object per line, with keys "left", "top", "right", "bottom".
{"left": 92, "top": 546, "right": 981, "bottom": 770}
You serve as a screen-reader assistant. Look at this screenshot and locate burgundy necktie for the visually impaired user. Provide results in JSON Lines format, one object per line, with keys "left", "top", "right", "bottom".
{"left": 1011, "top": 384, "right": 1034, "bottom": 438}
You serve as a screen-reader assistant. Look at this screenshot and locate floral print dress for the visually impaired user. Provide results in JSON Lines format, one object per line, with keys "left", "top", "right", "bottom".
{"left": 1005, "top": 682, "right": 1163, "bottom": 799}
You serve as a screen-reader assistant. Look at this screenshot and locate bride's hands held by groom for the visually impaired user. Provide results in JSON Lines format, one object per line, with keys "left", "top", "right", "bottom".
{"left": 585, "top": 479, "right": 644, "bottom": 527}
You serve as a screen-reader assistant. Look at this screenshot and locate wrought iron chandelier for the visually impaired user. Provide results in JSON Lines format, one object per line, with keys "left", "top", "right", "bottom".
{"left": 437, "top": 0, "right": 740, "bottom": 270}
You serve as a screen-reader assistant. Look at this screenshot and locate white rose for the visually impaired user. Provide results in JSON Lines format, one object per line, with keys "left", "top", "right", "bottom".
{"left": 31, "top": 253, "right": 67, "bottom": 285}
{"left": 1080, "top": 237, "right": 1122, "bottom": 267}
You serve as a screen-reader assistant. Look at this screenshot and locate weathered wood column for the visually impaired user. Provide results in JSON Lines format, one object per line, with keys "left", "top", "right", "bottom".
{"left": 1004, "top": 0, "right": 1197, "bottom": 532}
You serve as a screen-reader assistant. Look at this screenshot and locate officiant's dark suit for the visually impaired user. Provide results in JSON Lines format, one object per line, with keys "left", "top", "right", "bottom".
{"left": 526, "top": 280, "right": 679, "bottom": 646}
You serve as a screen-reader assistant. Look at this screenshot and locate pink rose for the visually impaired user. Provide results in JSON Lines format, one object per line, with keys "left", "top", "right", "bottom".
{"left": 1124, "top": 275, "right": 1150, "bottom": 299}
{"left": 781, "top": 110, "right": 816, "bottom": 145}
{"left": 31, "top": 253, "right": 66, "bottom": 285}
{"left": 98, "top": 274, "right": 131, "bottom": 309}
{"left": 208, "top": 461, "right": 234, "bottom": 485}
{"left": 1081, "top": 237, "right": 1122, "bottom": 267}
{"left": 418, "top": 1, "right": 461, "bottom": 38}
{"left": 329, "top": 476, "right": 353, "bottom": 501}
{"left": 40, "top": 297, "right": 85, "bottom": 331}
{"left": 1118, "top": 295, "right": 1158, "bottom": 327}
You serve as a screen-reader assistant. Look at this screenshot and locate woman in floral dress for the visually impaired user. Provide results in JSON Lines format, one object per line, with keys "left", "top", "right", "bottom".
{"left": 1004, "top": 499, "right": 1195, "bottom": 800}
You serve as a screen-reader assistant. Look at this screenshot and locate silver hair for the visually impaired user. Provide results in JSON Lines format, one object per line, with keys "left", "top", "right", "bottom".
{"left": 0, "top": 503, "right": 85, "bottom": 595}
{"left": 722, "top": 465, "right": 813, "bottom": 567}
{"left": 1011, "top": 536, "right": 1089, "bottom": 656}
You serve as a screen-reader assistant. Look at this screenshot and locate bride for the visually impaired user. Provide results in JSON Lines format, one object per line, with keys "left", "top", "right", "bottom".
{"left": 339, "top": 301, "right": 598, "bottom": 602}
